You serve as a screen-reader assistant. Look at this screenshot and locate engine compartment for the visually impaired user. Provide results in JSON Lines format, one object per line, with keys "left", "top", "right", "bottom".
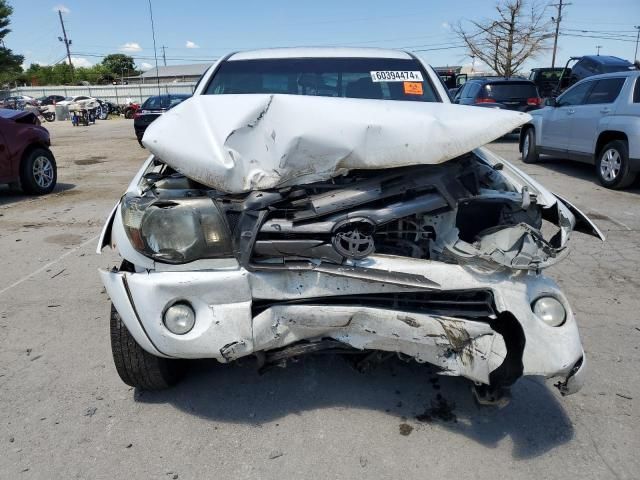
{"left": 134, "top": 150, "right": 579, "bottom": 273}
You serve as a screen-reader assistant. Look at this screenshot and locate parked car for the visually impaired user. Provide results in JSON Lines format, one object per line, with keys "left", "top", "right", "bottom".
{"left": 529, "top": 67, "right": 571, "bottom": 98}
{"left": 569, "top": 56, "right": 635, "bottom": 83}
{"left": 0, "top": 109, "right": 57, "bottom": 194}
{"left": 36, "top": 95, "right": 66, "bottom": 106}
{"left": 1, "top": 95, "right": 36, "bottom": 109}
{"left": 98, "top": 47, "right": 603, "bottom": 405}
{"left": 520, "top": 70, "right": 640, "bottom": 189}
{"left": 133, "top": 94, "right": 191, "bottom": 145}
{"left": 56, "top": 95, "right": 98, "bottom": 108}
{"left": 453, "top": 77, "right": 542, "bottom": 112}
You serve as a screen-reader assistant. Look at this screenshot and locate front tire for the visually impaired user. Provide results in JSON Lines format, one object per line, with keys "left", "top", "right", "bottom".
{"left": 596, "top": 140, "right": 636, "bottom": 189}
{"left": 521, "top": 128, "right": 539, "bottom": 164}
{"left": 20, "top": 148, "right": 57, "bottom": 195}
{"left": 110, "top": 304, "right": 184, "bottom": 390}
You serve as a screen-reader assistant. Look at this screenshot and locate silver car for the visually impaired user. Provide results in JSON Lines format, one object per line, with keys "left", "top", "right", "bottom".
{"left": 520, "top": 70, "right": 640, "bottom": 189}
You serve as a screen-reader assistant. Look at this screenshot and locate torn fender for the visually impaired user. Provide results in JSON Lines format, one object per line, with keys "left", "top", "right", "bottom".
{"left": 142, "top": 94, "right": 530, "bottom": 193}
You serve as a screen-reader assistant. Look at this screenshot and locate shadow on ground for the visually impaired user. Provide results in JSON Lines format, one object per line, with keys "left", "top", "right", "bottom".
{"left": 532, "top": 156, "right": 640, "bottom": 193}
{"left": 0, "top": 183, "right": 76, "bottom": 206}
{"left": 135, "top": 355, "right": 574, "bottom": 459}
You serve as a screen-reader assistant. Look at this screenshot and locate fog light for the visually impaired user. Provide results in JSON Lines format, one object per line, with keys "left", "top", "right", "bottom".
{"left": 163, "top": 302, "right": 195, "bottom": 335}
{"left": 532, "top": 296, "right": 566, "bottom": 327}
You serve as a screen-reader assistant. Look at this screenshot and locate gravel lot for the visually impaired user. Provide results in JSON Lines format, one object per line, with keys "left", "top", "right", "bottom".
{"left": 1, "top": 118, "right": 638, "bottom": 479}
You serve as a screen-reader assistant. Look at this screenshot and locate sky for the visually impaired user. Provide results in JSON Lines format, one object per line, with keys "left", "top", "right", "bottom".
{"left": 4, "top": 0, "right": 640, "bottom": 74}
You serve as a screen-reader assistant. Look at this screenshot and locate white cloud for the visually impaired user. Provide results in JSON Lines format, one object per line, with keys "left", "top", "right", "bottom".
{"left": 120, "top": 42, "right": 142, "bottom": 52}
{"left": 53, "top": 4, "right": 70, "bottom": 13}
{"left": 441, "top": 21, "right": 451, "bottom": 31}
{"left": 66, "top": 56, "right": 93, "bottom": 68}
{"left": 185, "top": 40, "right": 199, "bottom": 49}
{"left": 140, "top": 62, "right": 153, "bottom": 71}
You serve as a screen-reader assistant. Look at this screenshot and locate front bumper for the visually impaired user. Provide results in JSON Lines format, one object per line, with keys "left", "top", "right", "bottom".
{"left": 100, "top": 255, "right": 585, "bottom": 394}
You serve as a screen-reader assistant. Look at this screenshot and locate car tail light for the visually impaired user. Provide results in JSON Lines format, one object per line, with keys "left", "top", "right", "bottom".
{"left": 476, "top": 97, "right": 496, "bottom": 104}
{"left": 527, "top": 97, "right": 542, "bottom": 106}
{"left": 134, "top": 110, "right": 145, "bottom": 119}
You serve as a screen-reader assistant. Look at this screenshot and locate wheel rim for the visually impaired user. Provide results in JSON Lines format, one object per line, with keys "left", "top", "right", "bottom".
{"left": 33, "top": 156, "right": 54, "bottom": 189}
{"left": 600, "top": 148, "right": 621, "bottom": 181}
{"left": 523, "top": 134, "right": 530, "bottom": 158}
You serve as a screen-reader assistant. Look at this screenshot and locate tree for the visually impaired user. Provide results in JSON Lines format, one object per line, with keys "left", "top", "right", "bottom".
{"left": 101, "top": 54, "right": 137, "bottom": 76}
{"left": 0, "top": 0, "right": 24, "bottom": 85}
{"left": 454, "top": 0, "right": 552, "bottom": 77}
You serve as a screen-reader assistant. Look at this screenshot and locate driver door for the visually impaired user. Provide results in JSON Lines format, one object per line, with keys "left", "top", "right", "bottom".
{"left": 541, "top": 80, "right": 594, "bottom": 151}
{"left": 0, "top": 124, "right": 13, "bottom": 182}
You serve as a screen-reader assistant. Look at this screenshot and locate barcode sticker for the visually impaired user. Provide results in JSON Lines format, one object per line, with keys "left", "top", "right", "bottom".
{"left": 370, "top": 71, "right": 424, "bottom": 82}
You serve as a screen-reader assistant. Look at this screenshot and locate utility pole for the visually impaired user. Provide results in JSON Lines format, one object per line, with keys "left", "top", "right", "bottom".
{"left": 57, "top": 9, "right": 74, "bottom": 80}
{"left": 634, "top": 26, "right": 640, "bottom": 63}
{"left": 550, "top": 0, "right": 571, "bottom": 68}
{"left": 596, "top": 45, "right": 602, "bottom": 56}
{"left": 147, "top": 0, "right": 161, "bottom": 95}
{"left": 161, "top": 45, "right": 167, "bottom": 66}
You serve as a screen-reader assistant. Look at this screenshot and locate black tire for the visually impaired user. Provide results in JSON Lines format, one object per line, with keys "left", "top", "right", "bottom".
{"left": 124, "top": 108, "right": 135, "bottom": 119}
{"left": 521, "top": 127, "right": 539, "bottom": 164}
{"left": 596, "top": 140, "right": 636, "bottom": 189}
{"left": 20, "top": 148, "right": 57, "bottom": 195}
{"left": 43, "top": 112, "right": 55, "bottom": 122}
{"left": 110, "top": 304, "right": 184, "bottom": 390}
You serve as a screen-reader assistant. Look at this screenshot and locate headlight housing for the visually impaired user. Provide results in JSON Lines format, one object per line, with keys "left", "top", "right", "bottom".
{"left": 121, "top": 195, "right": 232, "bottom": 263}
{"left": 532, "top": 296, "right": 566, "bottom": 327}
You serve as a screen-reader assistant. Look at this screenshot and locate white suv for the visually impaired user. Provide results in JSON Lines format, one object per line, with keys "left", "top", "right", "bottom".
{"left": 520, "top": 70, "right": 640, "bottom": 189}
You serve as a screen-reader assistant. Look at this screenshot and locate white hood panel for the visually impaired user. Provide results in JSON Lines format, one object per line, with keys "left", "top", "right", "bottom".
{"left": 143, "top": 94, "right": 531, "bottom": 193}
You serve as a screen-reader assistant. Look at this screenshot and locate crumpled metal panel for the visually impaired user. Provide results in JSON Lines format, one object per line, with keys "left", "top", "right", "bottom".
{"left": 251, "top": 305, "right": 506, "bottom": 384}
{"left": 142, "top": 94, "right": 530, "bottom": 193}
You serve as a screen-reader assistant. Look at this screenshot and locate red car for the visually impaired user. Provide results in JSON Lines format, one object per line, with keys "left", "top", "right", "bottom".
{"left": 0, "top": 108, "right": 57, "bottom": 195}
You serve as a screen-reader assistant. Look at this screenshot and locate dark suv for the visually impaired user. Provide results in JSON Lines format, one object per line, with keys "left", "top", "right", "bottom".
{"left": 569, "top": 56, "right": 634, "bottom": 83}
{"left": 453, "top": 77, "right": 542, "bottom": 112}
{"left": 134, "top": 94, "right": 191, "bottom": 146}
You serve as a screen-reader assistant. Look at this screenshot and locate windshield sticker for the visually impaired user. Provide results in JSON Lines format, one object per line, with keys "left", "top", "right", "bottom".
{"left": 403, "top": 82, "right": 423, "bottom": 95}
{"left": 370, "top": 71, "right": 424, "bottom": 82}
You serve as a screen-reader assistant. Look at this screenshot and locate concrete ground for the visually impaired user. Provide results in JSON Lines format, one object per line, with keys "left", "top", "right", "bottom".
{"left": 0, "top": 119, "right": 638, "bottom": 480}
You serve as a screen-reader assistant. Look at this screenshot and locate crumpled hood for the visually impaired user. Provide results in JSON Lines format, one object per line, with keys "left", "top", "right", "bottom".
{"left": 142, "top": 94, "right": 531, "bottom": 193}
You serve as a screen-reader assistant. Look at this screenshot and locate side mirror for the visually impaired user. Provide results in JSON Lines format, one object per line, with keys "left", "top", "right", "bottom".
{"left": 544, "top": 97, "right": 557, "bottom": 107}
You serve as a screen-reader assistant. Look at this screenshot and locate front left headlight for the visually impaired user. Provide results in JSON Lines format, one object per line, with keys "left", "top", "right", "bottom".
{"left": 121, "top": 195, "right": 232, "bottom": 263}
{"left": 532, "top": 296, "right": 566, "bottom": 327}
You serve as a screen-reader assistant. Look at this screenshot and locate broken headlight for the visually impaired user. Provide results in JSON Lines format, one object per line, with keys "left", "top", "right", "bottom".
{"left": 121, "top": 195, "right": 232, "bottom": 263}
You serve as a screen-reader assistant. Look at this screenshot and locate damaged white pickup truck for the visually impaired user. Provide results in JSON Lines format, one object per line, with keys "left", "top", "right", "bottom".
{"left": 98, "top": 48, "right": 604, "bottom": 404}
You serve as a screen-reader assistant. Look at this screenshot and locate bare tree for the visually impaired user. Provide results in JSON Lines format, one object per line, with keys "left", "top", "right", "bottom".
{"left": 454, "top": 0, "right": 553, "bottom": 77}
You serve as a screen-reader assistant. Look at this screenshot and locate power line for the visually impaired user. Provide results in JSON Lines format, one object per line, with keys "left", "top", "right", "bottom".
{"left": 559, "top": 32, "right": 637, "bottom": 43}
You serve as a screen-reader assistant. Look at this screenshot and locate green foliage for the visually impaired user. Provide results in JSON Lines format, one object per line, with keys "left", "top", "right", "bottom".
{"left": 0, "top": 0, "right": 24, "bottom": 85}
{"left": 101, "top": 54, "right": 137, "bottom": 75}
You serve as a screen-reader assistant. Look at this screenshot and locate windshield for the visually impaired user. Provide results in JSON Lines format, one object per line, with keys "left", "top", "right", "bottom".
{"left": 204, "top": 57, "right": 439, "bottom": 102}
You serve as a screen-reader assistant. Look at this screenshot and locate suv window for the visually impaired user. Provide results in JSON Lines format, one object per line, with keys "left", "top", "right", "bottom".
{"left": 482, "top": 82, "right": 538, "bottom": 100}
{"left": 143, "top": 96, "right": 162, "bottom": 109}
{"left": 634, "top": 78, "right": 640, "bottom": 103}
{"left": 204, "top": 58, "right": 439, "bottom": 102}
{"left": 584, "top": 78, "right": 626, "bottom": 104}
{"left": 580, "top": 59, "right": 598, "bottom": 74}
{"left": 466, "top": 83, "right": 481, "bottom": 98}
{"left": 557, "top": 81, "right": 593, "bottom": 106}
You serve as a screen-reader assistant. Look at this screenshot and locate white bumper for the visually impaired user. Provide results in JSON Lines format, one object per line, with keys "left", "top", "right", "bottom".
{"left": 100, "top": 255, "right": 585, "bottom": 393}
